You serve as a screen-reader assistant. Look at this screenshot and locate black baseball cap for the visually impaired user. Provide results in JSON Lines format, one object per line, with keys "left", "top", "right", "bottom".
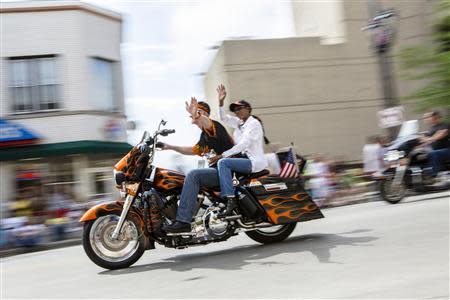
{"left": 229, "top": 100, "right": 251, "bottom": 112}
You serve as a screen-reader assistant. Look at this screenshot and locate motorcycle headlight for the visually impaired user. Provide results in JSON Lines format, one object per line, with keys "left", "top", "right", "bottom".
{"left": 384, "top": 150, "right": 405, "bottom": 162}
{"left": 114, "top": 169, "right": 127, "bottom": 186}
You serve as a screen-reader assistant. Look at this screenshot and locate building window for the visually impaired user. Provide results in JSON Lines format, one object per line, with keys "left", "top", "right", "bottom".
{"left": 8, "top": 55, "right": 60, "bottom": 113}
{"left": 90, "top": 57, "right": 117, "bottom": 112}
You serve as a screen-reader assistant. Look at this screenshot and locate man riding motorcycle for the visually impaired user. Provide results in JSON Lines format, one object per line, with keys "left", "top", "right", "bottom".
{"left": 421, "top": 111, "right": 450, "bottom": 177}
{"left": 159, "top": 98, "right": 235, "bottom": 234}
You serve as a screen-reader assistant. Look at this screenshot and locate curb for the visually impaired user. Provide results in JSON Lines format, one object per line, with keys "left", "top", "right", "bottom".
{"left": 0, "top": 238, "right": 81, "bottom": 259}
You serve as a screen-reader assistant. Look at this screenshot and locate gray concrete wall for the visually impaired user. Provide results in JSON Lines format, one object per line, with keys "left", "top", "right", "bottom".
{"left": 204, "top": 47, "right": 228, "bottom": 122}
{"left": 204, "top": 0, "right": 434, "bottom": 161}
{"left": 292, "top": 0, "right": 347, "bottom": 44}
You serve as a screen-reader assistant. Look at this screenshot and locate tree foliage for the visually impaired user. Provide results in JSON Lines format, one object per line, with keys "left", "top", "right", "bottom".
{"left": 399, "top": 0, "right": 450, "bottom": 113}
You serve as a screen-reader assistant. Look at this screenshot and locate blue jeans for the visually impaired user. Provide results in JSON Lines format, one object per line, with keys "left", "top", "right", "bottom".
{"left": 428, "top": 148, "right": 450, "bottom": 176}
{"left": 176, "top": 168, "right": 219, "bottom": 224}
{"left": 217, "top": 158, "right": 252, "bottom": 197}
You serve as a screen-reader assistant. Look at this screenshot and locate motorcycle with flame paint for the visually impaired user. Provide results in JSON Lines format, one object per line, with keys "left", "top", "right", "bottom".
{"left": 80, "top": 120, "right": 324, "bottom": 270}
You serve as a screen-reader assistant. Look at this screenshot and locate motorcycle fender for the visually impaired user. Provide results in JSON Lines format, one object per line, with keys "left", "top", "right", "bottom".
{"left": 79, "top": 201, "right": 146, "bottom": 233}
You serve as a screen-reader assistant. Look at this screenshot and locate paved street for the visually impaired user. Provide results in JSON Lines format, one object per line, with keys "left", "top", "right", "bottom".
{"left": 1, "top": 193, "right": 449, "bottom": 299}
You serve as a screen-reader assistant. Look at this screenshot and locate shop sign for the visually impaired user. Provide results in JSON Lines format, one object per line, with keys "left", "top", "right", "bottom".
{"left": 0, "top": 119, "right": 40, "bottom": 147}
{"left": 104, "top": 118, "right": 125, "bottom": 141}
{"left": 377, "top": 106, "right": 404, "bottom": 128}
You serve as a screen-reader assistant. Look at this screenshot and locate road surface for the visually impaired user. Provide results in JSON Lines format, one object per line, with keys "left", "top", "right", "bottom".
{"left": 2, "top": 193, "right": 449, "bottom": 299}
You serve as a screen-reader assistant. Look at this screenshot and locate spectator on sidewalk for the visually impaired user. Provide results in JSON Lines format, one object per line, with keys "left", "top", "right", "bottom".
{"left": 11, "top": 217, "right": 46, "bottom": 248}
{"left": 378, "top": 135, "right": 390, "bottom": 172}
{"left": 363, "top": 135, "right": 383, "bottom": 178}
{"left": 305, "top": 154, "right": 332, "bottom": 207}
{"left": 46, "top": 186, "right": 72, "bottom": 241}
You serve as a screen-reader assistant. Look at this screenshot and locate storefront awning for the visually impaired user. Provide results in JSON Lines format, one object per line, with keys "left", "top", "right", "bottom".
{"left": 0, "top": 119, "right": 40, "bottom": 147}
{"left": 0, "top": 140, "right": 133, "bottom": 161}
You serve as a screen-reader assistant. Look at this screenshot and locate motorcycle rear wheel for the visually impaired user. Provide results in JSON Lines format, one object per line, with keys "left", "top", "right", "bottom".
{"left": 245, "top": 223, "right": 297, "bottom": 244}
{"left": 83, "top": 213, "right": 147, "bottom": 270}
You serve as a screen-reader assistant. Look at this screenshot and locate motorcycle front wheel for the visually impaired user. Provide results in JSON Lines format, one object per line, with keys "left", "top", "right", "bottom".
{"left": 380, "top": 174, "right": 407, "bottom": 204}
{"left": 245, "top": 223, "right": 297, "bottom": 244}
{"left": 82, "top": 213, "right": 147, "bottom": 270}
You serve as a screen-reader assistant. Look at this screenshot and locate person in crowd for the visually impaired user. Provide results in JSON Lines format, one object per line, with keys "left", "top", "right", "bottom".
{"left": 362, "top": 135, "right": 383, "bottom": 177}
{"left": 10, "top": 188, "right": 33, "bottom": 217}
{"left": 46, "top": 186, "right": 72, "bottom": 241}
{"left": 304, "top": 154, "right": 332, "bottom": 207}
{"left": 421, "top": 111, "right": 450, "bottom": 177}
{"left": 162, "top": 98, "right": 235, "bottom": 234}
{"left": 11, "top": 217, "right": 46, "bottom": 248}
{"left": 377, "top": 135, "right": 390, "bottom": 172}
{"left": 208, "top": 84, "right": 268, "bottom": 217}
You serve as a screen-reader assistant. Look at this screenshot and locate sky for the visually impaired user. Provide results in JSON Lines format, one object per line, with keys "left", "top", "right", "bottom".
{"left": 83, "top": 0, "right": 296, "bottom": 169}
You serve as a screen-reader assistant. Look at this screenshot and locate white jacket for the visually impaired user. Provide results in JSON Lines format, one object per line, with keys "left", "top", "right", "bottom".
{"left": 219, "top": 107, "right": 268, "bottom": 173}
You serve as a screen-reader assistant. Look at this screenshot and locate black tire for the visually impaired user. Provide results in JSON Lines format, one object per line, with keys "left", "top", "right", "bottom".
{"left": 82, "top": 213, "right": 147, "bottom": 270}
{"left": 245, "top": 223, "right": 297, "bottom": 244}
{"left": 380, "top": 175, "right": 406, "bottom": 204}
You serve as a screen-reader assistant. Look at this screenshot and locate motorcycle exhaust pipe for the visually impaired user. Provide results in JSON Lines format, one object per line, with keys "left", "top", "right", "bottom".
{"left": 222, "top": 215, "right": 242, "bottom": 221}
{"left": 235, "top": 219, "right": 273, "bottom": 229}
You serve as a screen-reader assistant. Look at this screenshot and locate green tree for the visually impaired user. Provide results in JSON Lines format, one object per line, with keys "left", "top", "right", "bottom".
{"left": 399, "top": 0, "right": 450, "bottom": 113}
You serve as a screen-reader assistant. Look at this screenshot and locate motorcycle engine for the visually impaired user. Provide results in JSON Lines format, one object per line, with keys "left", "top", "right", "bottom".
{"left": 204, "top": 208, "right": 230, "bottom": 239}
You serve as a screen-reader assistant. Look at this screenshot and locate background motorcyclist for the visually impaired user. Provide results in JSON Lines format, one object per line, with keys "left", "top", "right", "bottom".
{"left": 160, "top": 98, "right": 235, "bottom": 234}
{"left": 421, "top": 111, "right": 450, "bottom": 177}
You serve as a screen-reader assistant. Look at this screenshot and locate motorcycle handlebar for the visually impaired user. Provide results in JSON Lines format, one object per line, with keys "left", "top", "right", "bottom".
{"left": 158, "top": 129, "right": 176, "bottom": 136}
{"left": 137, "top": 128, "right": 175, "bottom": 151}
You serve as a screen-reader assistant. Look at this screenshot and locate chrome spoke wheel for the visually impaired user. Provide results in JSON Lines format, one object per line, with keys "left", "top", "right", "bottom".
{"left": 89, "top": 215, "right": 140, "bottom": 263}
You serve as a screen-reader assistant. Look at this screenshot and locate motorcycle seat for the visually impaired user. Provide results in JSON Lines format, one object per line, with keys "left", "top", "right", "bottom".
{"left": 201, "top": 170, "right": 270, "bottom": 199}
{"left": 236, "top": 169, "right": 270, "bottom": 180}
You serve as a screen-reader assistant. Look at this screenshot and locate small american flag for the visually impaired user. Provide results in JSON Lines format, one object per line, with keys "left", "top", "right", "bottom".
{"left": 279, "top": 148, "right": 299, "bottom": 178}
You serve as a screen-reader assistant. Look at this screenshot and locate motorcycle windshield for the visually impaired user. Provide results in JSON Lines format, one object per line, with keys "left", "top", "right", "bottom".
{"left": 397, "top": 120, "right": 419, "bottom": 138}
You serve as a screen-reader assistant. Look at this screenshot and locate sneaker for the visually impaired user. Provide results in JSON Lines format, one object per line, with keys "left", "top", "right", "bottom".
{"left": 162, "top": 221, "right": 191, "bottom": 234}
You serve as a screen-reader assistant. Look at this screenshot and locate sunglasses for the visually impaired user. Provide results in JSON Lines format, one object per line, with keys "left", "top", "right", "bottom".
{"left": 189, "top": 109, "right": 207, "bottom": 119}
{"left": 233, "top": 106, "right": 247, "bottom": 113}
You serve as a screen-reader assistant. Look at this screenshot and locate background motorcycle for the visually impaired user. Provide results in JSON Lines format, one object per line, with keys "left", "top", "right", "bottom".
{"left": 380, "top": 120, "right": 450, "bottom": 204}
{"left": 80, "top": 120, "right": 324, "bottom": 270}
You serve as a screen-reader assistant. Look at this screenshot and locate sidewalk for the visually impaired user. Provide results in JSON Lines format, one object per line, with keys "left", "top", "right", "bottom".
{"left": 1, "top": 189, "right": 448, "bottom": 258}
{"left": 1, "top": 229, "right": 82, "bottom": 259}
{"left": 0, "top": 238, "right": 82, "bottom": 258}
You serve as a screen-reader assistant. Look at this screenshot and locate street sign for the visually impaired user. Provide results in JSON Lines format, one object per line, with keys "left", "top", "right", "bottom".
{"left": 377, "top": 106, "right": 404, "bottom": 128}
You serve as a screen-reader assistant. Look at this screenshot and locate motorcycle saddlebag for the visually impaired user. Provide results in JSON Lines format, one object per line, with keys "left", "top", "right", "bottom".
{"left": 247, "top": 176, "right": 324, "bottom": 225}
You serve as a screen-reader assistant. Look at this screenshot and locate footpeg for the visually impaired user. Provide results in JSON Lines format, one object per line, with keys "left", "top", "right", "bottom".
{"left": 166, "top": 232, "right": 196, "bottom": 236}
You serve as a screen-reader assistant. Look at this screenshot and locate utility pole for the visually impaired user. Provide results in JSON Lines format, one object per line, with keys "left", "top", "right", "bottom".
{"left": 365, "top": 0, "right": 399, "bottom": 139}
